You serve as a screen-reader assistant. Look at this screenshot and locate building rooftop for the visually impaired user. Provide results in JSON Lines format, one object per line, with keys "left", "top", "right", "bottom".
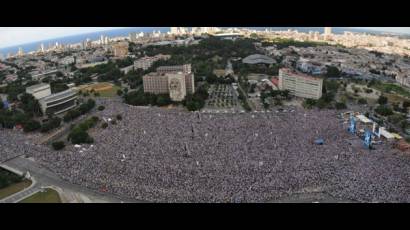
{"left": 242, "top": 54, "right": 276, "bottom": 64}
{"left": 41, "top": 89, "right": 76, "bottom": 103}
{"left": 26, "top": 83, "right": 50, "bottom": 91}
{"left": 279, "top": 68, "right": 323, "bottom": 81}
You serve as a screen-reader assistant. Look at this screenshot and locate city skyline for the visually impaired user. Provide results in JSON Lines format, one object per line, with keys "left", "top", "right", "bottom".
{"left": 1, "top": 27, "right": 410, "bottom": 49}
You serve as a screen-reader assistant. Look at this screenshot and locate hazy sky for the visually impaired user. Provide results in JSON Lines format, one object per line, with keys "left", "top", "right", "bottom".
{"left": 1, "top": 27, "right": 410, "bottom": 49}
{"left": 0, "top": 27, "right": 125, "bottom": 48}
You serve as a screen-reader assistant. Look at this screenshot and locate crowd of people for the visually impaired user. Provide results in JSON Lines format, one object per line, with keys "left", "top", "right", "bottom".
{"left": 2, "top": 98, "right": 410, "bottom": 202}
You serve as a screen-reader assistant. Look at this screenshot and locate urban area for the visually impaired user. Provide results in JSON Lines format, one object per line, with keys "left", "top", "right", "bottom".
{"left": 1, "top": 27, "right": 410, "bottom": 203}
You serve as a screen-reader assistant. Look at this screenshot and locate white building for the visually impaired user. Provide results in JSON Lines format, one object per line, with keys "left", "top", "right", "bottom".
{"left": 134, "top": 54, "right": 171, "bottom": 70}
{"left": 26, "top": 83, "right": 52, "bottom": 100}
{"left": 278, "top": 68, "right": 323, "bottom": 99}
{"left": 26, "top": 83, "right": 78, "bottom": 115}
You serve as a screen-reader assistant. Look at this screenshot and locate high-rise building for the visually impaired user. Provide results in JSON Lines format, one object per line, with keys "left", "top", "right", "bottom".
{"left": 0, "top": 53, "right": 4, "bottom": 60}
{"left": 156, "top": 64, "right": 194, "bottom": 93}
{"left": 17, "top": 47, "right": 24, "bottom": 57}
{"left": 170, "top": 27, "right": 179, "bottom": 35}
{"left": 324, "top": 27, "right": 332, "bottom": 35}
{"left": 129, "top": 32, "right": 137, "bottom": 42}
{"left": 112, "top": 42, "right": 129, "bottom": 57}
{"left": 278, "top": 68, "right": 323, "bottom": 99}
{"left": 100, "top": 35, "right": 106, "bottom": 45}
{"left": 143, "top": 64, "right": 195, "bottom": 101}
{"left": 40, "top": 43, "right": 45, "bottom": 52}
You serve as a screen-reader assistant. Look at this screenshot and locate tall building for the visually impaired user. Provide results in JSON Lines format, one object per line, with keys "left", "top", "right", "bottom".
{"left": 129, "top": 32, "right": 137, "bottom": 42}
{"left": 40, "top": 43, "right": 45, "bottom": 53}
{"left": 156, "top": 64, "right": 194, "bottom": 93}
{"left": 170, "top": 27, "right": 178, "bottom": 35}
{"left": 278, "top": 68, "right": 323, "bottom": 99}
{"left": 170, "top": 27, "right": 187, "bottom": 35}
{"left": 143, "top": 64, "right": 195, "bottom": 101}
{"left": 112, "top": 42, "right": 129, "bottom": 57}
{"left": 18, "top": 47, "right": 24, "bottom": 57}
{"left": 324, "top": 27, "right": 332, "bottom": 35}
{"left": 0, "top": 53, "right": 4, "bottom": 60}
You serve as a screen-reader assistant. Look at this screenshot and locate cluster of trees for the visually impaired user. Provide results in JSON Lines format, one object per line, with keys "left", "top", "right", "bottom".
{"left": 205, "top": 74, "right": 235, "bottom": 85}
{"left": 184, "top": 84, "right": 209, "bottom": 111}
{"left": 67, "top": 116, "right": 99, "bottom": 144}
{"left": 122, "top": 69, "right": 144, "bottom": 89}
{"left": 63, "top": 99, "right": 95, "bottom": 122}
{"left": 23, "top": 119, "right": 41, "bottom": 132}
{"left": 140, "top": 37, "right": 260, "bottom": 82}
{"left": 303, "top": 79, "right": 346, "bottom": 110}
{"left": 40, "top": 117, "right": 62, "bottom": 133}
{"left": 375, "top": 105, "right": 393, "bottom": 116}
{"left": 262, "top": 38, "right": 329, "bottom": 49}
{"left": 116, "top": 57, "right": 134, "bottom": 68}
{"left": 260, "top": 89, "right": 292, "bottom": 108}
{"left": 52, "top": 141, "right": 65, "bottom": 150}
{"left": 0, "top": 109, "right": 29, "bottom": 129}
{"left": 325, "top": 66, "right": 341, "bottom": 78}
{"left": 0, "top": 168, "right": 23, "bottom": 189}
{"left": 124, "top": 90, "right": 172, "bottom": 107}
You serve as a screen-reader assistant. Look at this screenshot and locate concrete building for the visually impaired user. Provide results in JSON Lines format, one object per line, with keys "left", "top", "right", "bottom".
{"left": 134, "top": 54, "right": 171, "bottom": 70}
{"left": 26, "top": 83, "right": 52, "bottom": 100}
{"left": 156, "top": 64, "right": 194, "bottom": 93}
{"left": 242, "top": 54, "right": 276, "bottom": 65}
{"left": 38, "top": 89, "right": 78, "bottom": 115}
{"left": 143, "top": 64, "right": 195, "bottom": 101}
{"left": 26, "top": 83, "right": 78, "bottom": 115}
{"left": 278, "top": 68, "right": 323, "bottom": 99}
{"left": 324, "top": 27, "right": 332, "bottom": 35}
{"left": 112, "top": 42, "right": 129, "bottom": 57}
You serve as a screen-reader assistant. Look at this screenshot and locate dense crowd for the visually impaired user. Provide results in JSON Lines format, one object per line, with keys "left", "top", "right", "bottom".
{"left": 0, "top": 129, "right": 43, "bottom": 163}
{"left": 2, "top": 98, "right": 410, "bottom": 202}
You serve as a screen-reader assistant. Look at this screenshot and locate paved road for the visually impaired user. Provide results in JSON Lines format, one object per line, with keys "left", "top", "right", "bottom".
{"left": 1, "top": 156, "right": 143, "bottom": 203}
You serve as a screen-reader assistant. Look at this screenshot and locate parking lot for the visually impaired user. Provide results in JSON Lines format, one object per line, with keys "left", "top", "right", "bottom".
{"left": 204, "top": 84, "right": 241, "bottom": 112}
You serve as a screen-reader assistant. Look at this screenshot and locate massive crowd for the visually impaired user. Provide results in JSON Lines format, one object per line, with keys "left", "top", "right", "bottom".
{"left": 2, "top": 98, "right": 410, "bottom": 202}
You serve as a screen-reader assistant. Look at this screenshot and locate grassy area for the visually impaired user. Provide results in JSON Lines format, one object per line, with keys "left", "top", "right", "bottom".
{"left": 19, "top": 188, "right": 61, "bottom": 203}
{"left": 0, "top": 168, "right": 32, "bottom": 200}
{"left": 98, "top": 85, "right": 121, "bottom": 97}
{"left": 0, "top": 180, "right": 32, "bottom": 200}
{"left": 372, "top": 82, "right": 410, "bottom": 99}
{"left": 78, "top": 82, "right": 121, "bottom": 98}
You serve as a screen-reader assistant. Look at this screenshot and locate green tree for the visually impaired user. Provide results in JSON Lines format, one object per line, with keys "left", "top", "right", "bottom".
{"left": 325, "top": 66, "right": 341, "bottom": 78}
{"left": 23, "top": 120, "right": 41, "bottom": 132}
{"left": 375, "top": 105, "right": 393, "bottom": 116}
{"left": 378, "top": 95, "right": 388, "bottom": 105}
{"left": 52, "top": 141, "right": 65, "bottom": 150}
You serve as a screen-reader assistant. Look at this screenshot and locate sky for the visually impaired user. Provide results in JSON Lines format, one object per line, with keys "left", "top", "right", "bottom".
{"left": 1, "top": 27, "right": 410, "bottom": 49}
{"left": 0, "top": 27, "right": 126, "bottom": 49}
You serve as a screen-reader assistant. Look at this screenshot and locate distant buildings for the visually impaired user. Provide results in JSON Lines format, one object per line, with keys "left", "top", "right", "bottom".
{"left": 112, "top": 42, "right": 129, "bottom": 57}
{"left": 278, "top": 68, "right": 323, "bottom": 99}
{"left": 26, "top": 83, "right": 78, "bottom": 115}
{"left": 324, "top": 27, "right": 332, "bottom": 35}
{"left": 170, "top": 27, "right": 188, "bottom": 35}
{"left": 143, "top": 64, "right": 195, "bottom": 101}
{"left": 396, "top": 73, "right": 410, "bottom": 88}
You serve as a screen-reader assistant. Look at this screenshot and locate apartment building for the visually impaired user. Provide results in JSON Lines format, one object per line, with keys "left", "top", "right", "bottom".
{"left": 278, "top": 68, "right": 323, "bottom": 99}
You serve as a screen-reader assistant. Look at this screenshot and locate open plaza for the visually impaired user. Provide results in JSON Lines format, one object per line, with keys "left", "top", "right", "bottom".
{"left": 2, "top": 99, "right": 409, "bottom": 202}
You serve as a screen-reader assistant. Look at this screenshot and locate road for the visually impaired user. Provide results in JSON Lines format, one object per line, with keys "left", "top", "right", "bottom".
{"left": 0, "top": 156, "right": 143, "bottom": 203}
